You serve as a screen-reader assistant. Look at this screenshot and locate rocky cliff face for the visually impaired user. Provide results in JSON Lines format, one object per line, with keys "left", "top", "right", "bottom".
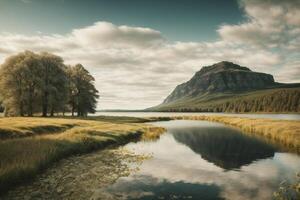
{"left": 163, "top": 61, "right": 275, "bottom": 104}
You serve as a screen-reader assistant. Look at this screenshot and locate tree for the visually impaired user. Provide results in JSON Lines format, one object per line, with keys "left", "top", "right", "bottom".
{"left": 19, "top": 52, "right": 43, "bottom": 116}
{"left": 67, "top": 64, "right": 99, "bottom": 117}
{"left": 0, "top": 51, "right": 32, "bottom": 116}
{"left": 0, "top": 51, "right": 69, "bottom": 116}
{"left": 39, "top": 52, "right": 68, "bottom": 117}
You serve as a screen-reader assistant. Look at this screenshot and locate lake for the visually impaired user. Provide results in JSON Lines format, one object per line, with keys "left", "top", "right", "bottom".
{"left": 96, "top": 111, "right": 300, "bottom": 120}
{"left": 102, "top": 120, "right": 300, "bottom": 200}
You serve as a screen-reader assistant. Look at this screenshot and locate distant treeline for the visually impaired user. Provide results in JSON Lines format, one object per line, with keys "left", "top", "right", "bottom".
{"left": 0, "top": 51, "right": 99, "bottom": 117}
{"left": 164, "top": 88, "right": 300, "bottom": 113}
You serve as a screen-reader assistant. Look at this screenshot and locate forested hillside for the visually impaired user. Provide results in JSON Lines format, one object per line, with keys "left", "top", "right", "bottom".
{"left": 152, "top": 87, "right": 300, "bottom": 113}
{"left": 152, "top": 61, "right": 300, "bottom": 113}
{"left": 213, "top": 88, "right": 300, "bottom": 113}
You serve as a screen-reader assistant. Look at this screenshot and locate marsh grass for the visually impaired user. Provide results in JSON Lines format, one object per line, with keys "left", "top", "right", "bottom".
{"left": 171, "top": 115, "right": 300, "bottom": 154}
{"left": 0, "top": 117, "right": 82, "bottom": 139}
{"left": 0, "top": 117, "right": 165, "bottom": 194}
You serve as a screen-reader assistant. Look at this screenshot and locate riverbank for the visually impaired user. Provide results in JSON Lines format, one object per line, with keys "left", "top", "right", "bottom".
{"left": 2, "top": 148, "right": 151, "bottom": 200}
{"left": 170, "top": 115, "right": 300, "bottom": 154}
{"left": 1, "top": 115, "right": 299, "bottom": 196}
{"left": 0, "top": 116, "right": 165, "bottom": 194}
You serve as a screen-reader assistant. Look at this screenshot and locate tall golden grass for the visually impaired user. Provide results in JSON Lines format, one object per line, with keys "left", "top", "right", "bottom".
{"left": 0, "top": 117, "right": 165, "bottom": 194}
{"left": 0, "top": 117, "right": 84, "bottom": 139}
{"left": 171, "top": 115, "right": 300, "bottom": 154}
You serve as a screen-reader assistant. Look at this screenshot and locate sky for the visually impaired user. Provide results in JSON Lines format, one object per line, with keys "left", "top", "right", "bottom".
{"left": 0, "top": 0, "right": 299, "bottom": 109}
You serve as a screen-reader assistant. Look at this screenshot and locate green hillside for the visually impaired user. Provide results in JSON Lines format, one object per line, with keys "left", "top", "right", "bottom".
{"left": 150, "top": 87, "right": 300, "bottom": 113}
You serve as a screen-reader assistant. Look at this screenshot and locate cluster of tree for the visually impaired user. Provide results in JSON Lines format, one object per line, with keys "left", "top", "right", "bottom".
{"left": 163, "top": 88, "right": 300, "bottom": 113}
{"left": 0, "top": 51, "right": 99, "bottom": 117}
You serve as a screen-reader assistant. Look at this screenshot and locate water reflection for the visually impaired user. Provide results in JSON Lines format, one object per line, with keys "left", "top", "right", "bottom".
{"left": 105, "top": 175, "right": 224, "bottom": 200}
{"left": 171, "top": 125, "right": 276, "bottom": 170}
{"left": 103, "top": 120, "right": 300, "bottom": 200}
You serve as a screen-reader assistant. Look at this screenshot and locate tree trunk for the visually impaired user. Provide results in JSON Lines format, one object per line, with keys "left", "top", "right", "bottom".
{"left": 42, "top": 63, "right": 49, "bottom": 117}
{"left": 42, "top": 91, "right": 48, "bottom": 117}
{"left": 50, "top": 106, "right": 54, "bottom": 117}
{"left": 28, "top": 103, "right": 33, "bottom": 117}
{"left": 4, "top": 107, "right": 8, "bottom": 117}
{"left": 28, "top": 87, "right": 33, "bottom": 117}
{"left": 20, "top": 101, "right": 24, "bottom": 117}
{"left": 71, "top": 100, "right": 75, "bottom": 116}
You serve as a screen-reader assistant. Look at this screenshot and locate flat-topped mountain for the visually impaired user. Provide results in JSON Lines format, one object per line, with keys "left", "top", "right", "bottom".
{"left": 164, "top": 61, "right": 275, "bottom": 104}
{"left": 150, "top": 61, "right": 300, "bottom": 112}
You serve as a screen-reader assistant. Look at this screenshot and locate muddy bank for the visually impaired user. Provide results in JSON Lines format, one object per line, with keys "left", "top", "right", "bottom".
{"left": 2, "top": 148, "right": 150, "bottom": 200}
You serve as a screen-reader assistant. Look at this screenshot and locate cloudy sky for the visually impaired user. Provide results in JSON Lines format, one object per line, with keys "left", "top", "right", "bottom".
{"left": 0, "top": 0, "right": 299, "bottom": 109}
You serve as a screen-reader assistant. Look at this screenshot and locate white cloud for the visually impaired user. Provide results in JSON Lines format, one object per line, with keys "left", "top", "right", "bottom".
{"left": 275, "top": 61, "right": 300, "bottom": 83}
{"left": 71, "top": 22, "right": 165, "bottom": 48}
{"left": 218, "top": 0, "right": 300, "bottom": 49}
{"left": 0, "top": 0, "right": 299, "bottom": 109}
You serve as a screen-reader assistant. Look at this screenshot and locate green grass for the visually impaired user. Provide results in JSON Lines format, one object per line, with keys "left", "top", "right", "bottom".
{"left": 0, "top": 116, "right": 165, "bottom": 194}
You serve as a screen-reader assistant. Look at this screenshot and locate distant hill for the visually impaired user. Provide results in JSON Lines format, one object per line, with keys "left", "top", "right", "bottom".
{"left": 149, "top": 61, "right": 300, "bottom": 112}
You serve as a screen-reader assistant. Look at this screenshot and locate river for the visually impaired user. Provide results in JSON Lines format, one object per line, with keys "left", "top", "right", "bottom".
{"left": 102, "top": 120, "right": 300, "bottom": 200}
{"left": 3, "top": 120, "right": 300, "bottom": 200}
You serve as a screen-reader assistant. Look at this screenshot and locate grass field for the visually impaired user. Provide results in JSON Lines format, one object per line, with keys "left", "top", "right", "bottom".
{"left": 0, "top": 116, "right": 165, "bottom": 194}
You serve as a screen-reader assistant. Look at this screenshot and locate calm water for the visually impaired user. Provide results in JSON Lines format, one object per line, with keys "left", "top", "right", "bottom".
{"left": 96, "top": 112, "right": 300, "bottom": 120}
{"left": 103, "top": 120, "right": 300, "bottom": 200}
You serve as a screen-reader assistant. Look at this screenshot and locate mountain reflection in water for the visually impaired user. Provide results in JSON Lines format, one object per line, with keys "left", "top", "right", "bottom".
{"left": 102, "top": 120, "right": 300, "bottom": 200}
{"left": 171, "top": 126, "right": 277, "bottom": 170}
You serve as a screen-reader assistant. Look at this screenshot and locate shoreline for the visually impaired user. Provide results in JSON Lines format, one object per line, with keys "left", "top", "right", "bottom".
{"left": 0, "top": 117, "right": 165, "bottom": 195}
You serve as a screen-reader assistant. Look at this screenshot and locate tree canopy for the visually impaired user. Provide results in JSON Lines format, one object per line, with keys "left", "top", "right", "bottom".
{"left": 67, "top": 64, "right": 99, "bottom": 117}
{"left": 0, "top": 51, "right": 99, "bottom": 117}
